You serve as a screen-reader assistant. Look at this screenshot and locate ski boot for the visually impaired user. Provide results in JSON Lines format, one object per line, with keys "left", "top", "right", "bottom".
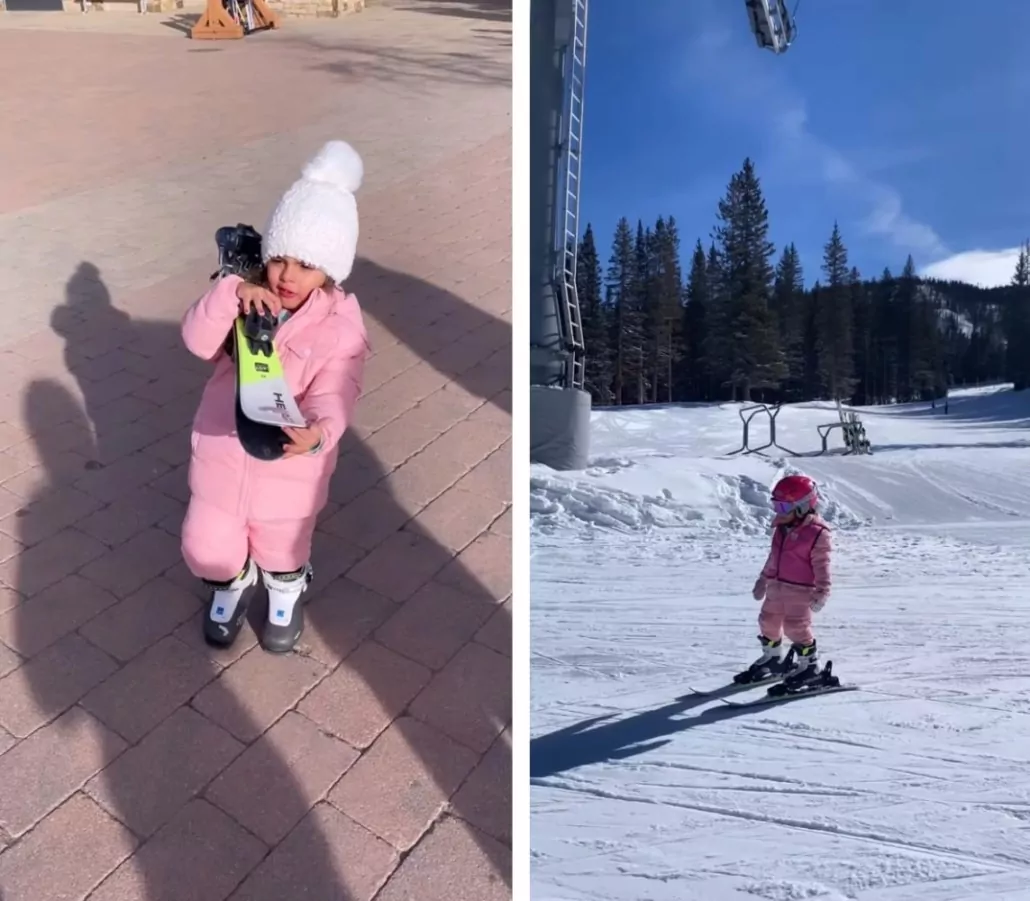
{"left": 204, "top": 559, "right": 259, "bottom": 648}
{"left": 261, "top": 563, "right": 313, "bottom": 653}
{"left": 733, "top": 635, "right": 793, "bottom": 684}
{"left": 768, "top": 640, "right": 840, "bottom": 696}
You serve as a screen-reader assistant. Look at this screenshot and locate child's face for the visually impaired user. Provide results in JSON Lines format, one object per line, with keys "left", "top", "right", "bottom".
{"left": 266, "top": 257, "right": 327, "bottom": 311}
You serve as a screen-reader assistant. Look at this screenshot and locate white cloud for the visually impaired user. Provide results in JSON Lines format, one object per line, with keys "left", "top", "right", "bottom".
{"left": 921, "top": 248, "right": 1021, "bottom": 288}
{"left": 681, "top": 21, "right": 949, "bottom": 261}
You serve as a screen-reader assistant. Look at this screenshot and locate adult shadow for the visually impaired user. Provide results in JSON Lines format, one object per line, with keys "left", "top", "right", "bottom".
{"left": 8, "top": 257, "right": 510, "bottom": 897}
{"left": 530, "top": 690, "right": 807, "bottom": 780}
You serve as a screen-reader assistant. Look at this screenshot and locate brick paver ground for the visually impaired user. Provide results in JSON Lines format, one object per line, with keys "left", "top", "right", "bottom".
{"left": 0, "top": 2, "right": 511, "bottom": 898}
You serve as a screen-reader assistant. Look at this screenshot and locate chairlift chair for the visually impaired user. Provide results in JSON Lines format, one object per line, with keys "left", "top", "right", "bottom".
{"left": 745, "top": 0, "right": 798, "bottom": 54}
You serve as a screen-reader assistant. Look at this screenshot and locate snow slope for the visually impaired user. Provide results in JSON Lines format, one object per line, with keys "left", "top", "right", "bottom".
{"left": 530, "top": 385, "right": 1030, "bottom": 901}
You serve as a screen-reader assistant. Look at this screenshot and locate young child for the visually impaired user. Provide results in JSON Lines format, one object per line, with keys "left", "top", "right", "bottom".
{"left": 180, "top": 140, "right": 370, "bottom": 653}
{"left": 736, "top": 473, "right": 832, "bottom": 687}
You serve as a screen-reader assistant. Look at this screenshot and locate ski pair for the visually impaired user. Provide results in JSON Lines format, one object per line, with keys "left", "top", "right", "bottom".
{"left": 204, "top": 559, "right": 312, "bottom": 653}
{"left": 688, "top": 672, "right": 856, "bottom": 707}
{"left": 722, "top": 679, "right": 858, "bottom": 708}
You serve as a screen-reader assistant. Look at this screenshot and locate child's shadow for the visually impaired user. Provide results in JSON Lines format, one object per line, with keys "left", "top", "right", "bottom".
{"left": 6, "top": 258, "right": 510, "bottom": 898}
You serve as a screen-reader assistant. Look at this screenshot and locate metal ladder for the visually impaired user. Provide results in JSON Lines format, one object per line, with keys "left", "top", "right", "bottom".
{"left": 555, "top": 0, "right": 588, "bottom": 390}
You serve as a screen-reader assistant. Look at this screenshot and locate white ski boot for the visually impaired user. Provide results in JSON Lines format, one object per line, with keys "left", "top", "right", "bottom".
{"left": 204, "top": 559, "right": 259, "bottom": 648}
{"left": 261, "top": 563, "right": 313, "bottom": 653}
{"left": 733, "top": 635, "right": 791, "bottom": 684}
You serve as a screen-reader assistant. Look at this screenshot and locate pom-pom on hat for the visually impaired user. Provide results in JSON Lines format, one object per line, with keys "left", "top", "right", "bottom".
{"left": 262, "top": 140, "right": 364, "bottom": 284}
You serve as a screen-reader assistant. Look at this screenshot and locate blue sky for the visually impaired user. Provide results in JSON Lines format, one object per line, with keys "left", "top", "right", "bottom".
{"left": 578, "top": 0, "right": 1030, "bottom": 287}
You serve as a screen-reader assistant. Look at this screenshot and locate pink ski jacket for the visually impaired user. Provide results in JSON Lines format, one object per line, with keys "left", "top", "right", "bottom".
{"left": 181, "top": 274, "right": 369, "bottom": 522}
{"left": 756, "top": 513, "right": 832, "bottom": 601}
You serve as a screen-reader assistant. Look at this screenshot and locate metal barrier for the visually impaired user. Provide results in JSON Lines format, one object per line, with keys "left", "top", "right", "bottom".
{"left": 727, "top": 401, "right": 873, "bottom": 457}
{"left": 726, "top": 403, "right": 802, "bottom": 457}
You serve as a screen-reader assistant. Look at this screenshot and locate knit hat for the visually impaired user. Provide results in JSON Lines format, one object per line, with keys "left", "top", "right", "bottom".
{"left": 262, "top": 140, "right": 364, "bottom": 284}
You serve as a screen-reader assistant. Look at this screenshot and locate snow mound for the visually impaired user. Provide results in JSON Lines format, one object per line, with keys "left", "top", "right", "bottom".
{"left": 530, "top": 461, "right": 864, "bottom": 537}
{"left": 529, "top": 473, "right": 703, "bottom": 534}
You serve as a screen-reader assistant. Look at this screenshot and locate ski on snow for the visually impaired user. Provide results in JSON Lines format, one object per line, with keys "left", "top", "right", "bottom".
{"left": 689, "top": 660, "right": 858, "bottom": 708}
{"left": 720, "top": 683, "right": 859, "bottom": 708}
{"left": 685, "top": 675, "right": 785, "bottom": 699}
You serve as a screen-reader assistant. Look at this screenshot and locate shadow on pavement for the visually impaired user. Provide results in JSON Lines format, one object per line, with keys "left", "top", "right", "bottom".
{"left": 8, "top": 256, "right": 510, "bottom": 897}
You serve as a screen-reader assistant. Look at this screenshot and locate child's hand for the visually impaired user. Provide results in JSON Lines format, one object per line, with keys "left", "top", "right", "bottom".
{"left": 811, "top": 592, "right": 827, "bottom": 612}
{"left": 752, "top": 578, "right": 766, "bottom": 601}
{"left": 237, "top": 282, "right": 282, "bottom": 318}
{"left": 283, "top": 423, "right": 322, "bottom": 456}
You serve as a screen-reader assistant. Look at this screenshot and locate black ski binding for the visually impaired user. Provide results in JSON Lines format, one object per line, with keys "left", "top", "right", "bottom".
{"left": 242, "top": 306, "right": 278, "bottom": 356}
{"left": 733, "top": 647, "right": 794, "bottom": 685}
{"left": 767, "top": 659, "right": 841, "bottom": 697}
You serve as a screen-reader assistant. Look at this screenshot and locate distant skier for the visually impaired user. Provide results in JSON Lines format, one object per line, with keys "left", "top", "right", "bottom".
{"left": 734, "top": 474, "right": 832, "bottom": 690}
{"left": 180, "top": 140, "right": 370, "bottom": 654}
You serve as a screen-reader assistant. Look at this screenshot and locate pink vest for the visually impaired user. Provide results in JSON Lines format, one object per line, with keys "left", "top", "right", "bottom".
{"left": 762, "top": 515, "right": 828, "bottom": 588}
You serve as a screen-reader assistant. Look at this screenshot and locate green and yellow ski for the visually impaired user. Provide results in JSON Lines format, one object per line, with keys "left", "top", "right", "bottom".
{"left": 233, "top": 316, "right": 306, "bottom": 429}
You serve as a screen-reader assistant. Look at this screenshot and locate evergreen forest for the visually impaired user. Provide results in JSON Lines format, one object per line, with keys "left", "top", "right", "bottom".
{"left": 576, "top": 158, "right": 1030, "bottom": 407}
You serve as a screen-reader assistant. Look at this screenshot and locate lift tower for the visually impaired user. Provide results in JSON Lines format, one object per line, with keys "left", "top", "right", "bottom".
{"left": 528, "top": 0, "right": 797, "bottom": 471}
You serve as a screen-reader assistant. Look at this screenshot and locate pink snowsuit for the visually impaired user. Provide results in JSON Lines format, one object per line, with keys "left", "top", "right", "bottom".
{"left": 752, "top": 513, "right": 832, "bottom": 645}
{"left": 180, "top": 274, "right": 369, "bottom": 580}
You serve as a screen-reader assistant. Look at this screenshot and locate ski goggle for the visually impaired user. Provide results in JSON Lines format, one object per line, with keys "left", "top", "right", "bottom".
{"left": 772, "top": 499, "right": 798, "bottom": 514}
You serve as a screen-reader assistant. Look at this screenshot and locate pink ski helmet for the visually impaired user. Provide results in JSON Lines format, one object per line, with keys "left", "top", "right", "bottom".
{"left": 771, "top": 474, "right": 818, "bottom": 518}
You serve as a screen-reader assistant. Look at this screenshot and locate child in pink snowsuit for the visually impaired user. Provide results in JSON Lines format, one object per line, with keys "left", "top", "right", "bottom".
{"left": 180, "top": 140, "right": 369, "bottom": 654}
{"left": 747, "top": 473, "right": 832, "bottom": 683}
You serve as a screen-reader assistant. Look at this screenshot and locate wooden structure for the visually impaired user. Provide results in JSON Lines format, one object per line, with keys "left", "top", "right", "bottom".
{"left": 190, "top": 0, "right": 279, "bottom": 39}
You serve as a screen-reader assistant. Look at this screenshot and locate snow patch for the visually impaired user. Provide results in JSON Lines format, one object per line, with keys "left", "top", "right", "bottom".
{"left": 529, "top": 473, "right": 703, "bottom": 533}
{"left": 532, "top": 388, "right": 1030, "bottom": 901}
{"left": 743, "top": 881, "right": 848, "bottom": 901}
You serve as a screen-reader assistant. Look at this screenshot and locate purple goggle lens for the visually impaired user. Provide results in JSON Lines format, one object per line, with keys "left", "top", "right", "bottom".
{"left": 772, "top": 500, "right": 796, "bottom": 514}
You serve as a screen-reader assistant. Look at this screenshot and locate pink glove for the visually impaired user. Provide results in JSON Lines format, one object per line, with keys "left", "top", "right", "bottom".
{"left": 810, "top": 592, "right": 828, "bottom": 613}
{"left": 752, "top": 578, "right": 766, "bottom": 601}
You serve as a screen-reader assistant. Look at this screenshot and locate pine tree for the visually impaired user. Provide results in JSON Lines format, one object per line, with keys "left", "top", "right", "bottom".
{"left": 604, "top": 217, "right": 637, "bottom": 405}
{"left": 576, "top": 224, "right": 613, "bottom": 404}
{"left": 871, "top": 267, "right": 897, "bottom": 404}
{"left": 645, "top": 216, "right": 685, "bottom": 402}
{"left": 703, "top": 242, "right": 729, "bottom": 397}
{"left": 894, "top": 256, "right": 919, "bottom": 400}
{"left": 1006, "top": 241, "right": 1030, "bottom": 391}
{"left": 710, "top": 158, "right": 785, "bottom": 400}
{"left": 849, "top": 266, "right": 872, "bottom": 403}
{"left": 681, "top": 240, "right": 709, "bottom": 400}
{"left": 772, "top": 243, "right": 805, "bottom": 400}
{"left": 629, "top": 221, "right": 652, "bottom": 404}
{"left": 816, "top": 222, "right": 856, "bottom": 400}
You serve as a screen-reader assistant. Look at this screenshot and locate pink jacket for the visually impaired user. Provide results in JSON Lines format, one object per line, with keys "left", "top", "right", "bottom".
{"left": 181, "top": 274, "right": 369, "bottom": 521}
{"left": 756, "top": 513, "right": 832, "bottom": 601}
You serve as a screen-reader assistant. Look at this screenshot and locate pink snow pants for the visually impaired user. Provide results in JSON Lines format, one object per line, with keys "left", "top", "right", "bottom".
{"left": 759, "top": 582, "right": 815, "bottom": 645}
{"left": 181, "top": 497, "right": 316, "bottom": 581}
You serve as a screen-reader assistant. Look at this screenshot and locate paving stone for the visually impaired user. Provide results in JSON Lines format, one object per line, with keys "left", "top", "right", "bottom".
{"left": 0, "top": 792, "right": 138, "bottom": 901}
{"left": 329, "top": 716, "right": 479, "bottom": 851}
{"left": 206, "top": 711, "right": 359, "bottom": 846}
{"left": 86, "top": 705, "right": 244, "bottom": 838}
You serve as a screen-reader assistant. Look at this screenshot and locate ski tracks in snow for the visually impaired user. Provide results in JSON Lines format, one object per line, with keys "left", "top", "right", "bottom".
{"left": 531, "top": 530, "right": 1030, "bottom": 900}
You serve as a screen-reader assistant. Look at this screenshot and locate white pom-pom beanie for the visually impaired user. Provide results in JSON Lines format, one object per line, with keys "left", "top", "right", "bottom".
{"left": 262, "top": 140, "right": 364, "bottom": 284}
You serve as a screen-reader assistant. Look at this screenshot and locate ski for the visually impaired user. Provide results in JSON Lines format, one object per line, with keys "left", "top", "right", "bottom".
{"left": 234, "top": 316, "right": 306, "bottom": 429}
{"left": 685, "top": 674, "right": 786, "bottom": 699}
{"left": 720, "top": 683, "right": 858, "bottom": 708}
